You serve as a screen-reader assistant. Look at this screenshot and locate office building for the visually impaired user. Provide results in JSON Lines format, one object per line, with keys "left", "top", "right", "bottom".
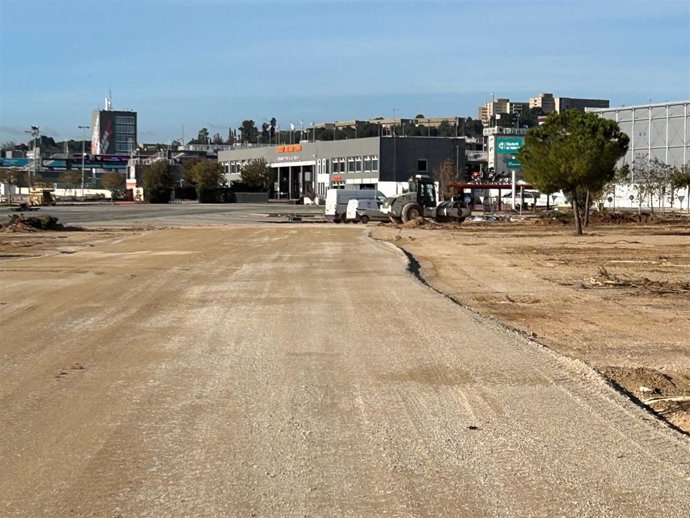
{"left": 218, "top": 136, "right": 467, "bottom": 199}
{"left": 91, "top": 97, "right": 138, "bottom": 155}
{"left": 529, "top": 93, "right": 556, "bottom": 114}
{"left": 557, "top": 97, "right": 609, "bottom": 112}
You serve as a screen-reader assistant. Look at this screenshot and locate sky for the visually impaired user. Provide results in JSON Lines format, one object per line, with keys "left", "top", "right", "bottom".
{"left": 0, "top": 0, "right": 689, "bottom": 145}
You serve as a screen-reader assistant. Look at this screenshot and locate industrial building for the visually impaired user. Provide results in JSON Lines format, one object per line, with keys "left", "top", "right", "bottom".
{"left": 589, "top": 100, "right": 689, "bottom": 168}
{"left": 218, "top": 136, "right": 467, "bottom": 199}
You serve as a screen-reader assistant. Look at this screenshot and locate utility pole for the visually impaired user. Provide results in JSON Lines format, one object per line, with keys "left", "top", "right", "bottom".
{"left": 25, "top": 126, "right": 40, "bottom": 187}
{"left": 392, "top": 109, "right": 399, "bottom": 183}
{"left": 78, "top": 125, "right": 90, "bottom": 199}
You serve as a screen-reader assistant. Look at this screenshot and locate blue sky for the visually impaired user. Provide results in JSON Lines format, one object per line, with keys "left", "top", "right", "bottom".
{"left": 1, "top": 0, "right": 688, "bottom": 144}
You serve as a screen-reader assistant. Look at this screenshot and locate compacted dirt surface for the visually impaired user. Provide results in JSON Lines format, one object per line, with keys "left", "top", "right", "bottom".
{"left": 1, "top": 223, "right": 689, "bottom": 516}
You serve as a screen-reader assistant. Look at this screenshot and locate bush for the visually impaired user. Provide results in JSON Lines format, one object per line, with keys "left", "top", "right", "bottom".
{"left": 143, "top": 161, "right": 174, "bottom": 204}
{"left": 146, "top": 187, "right": 172, "bottom": 204}
{"left": 38, "top": 215, "right": 61, "bottom": 230}
{"left": 197, "top": 186, "right": 218, "bottom": 203}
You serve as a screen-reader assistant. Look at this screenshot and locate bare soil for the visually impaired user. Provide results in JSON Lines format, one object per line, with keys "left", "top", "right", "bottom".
{"left": 1, "top": 223, "right": 689, "bottom": 515}
{"left": 373, "top": 215, "right": 690, "bottom": 433}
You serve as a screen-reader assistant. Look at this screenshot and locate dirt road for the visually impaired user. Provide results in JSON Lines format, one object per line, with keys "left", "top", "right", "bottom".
{"left": 1, "top": 226, "right": 689, "bottom": 516}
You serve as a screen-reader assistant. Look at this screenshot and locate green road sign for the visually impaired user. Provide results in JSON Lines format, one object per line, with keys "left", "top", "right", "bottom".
{"left": 505, "top": 157, "right": 522, "bottom": 169}
{"left": 496, "top": 136, "right": 523, "bottom": 154}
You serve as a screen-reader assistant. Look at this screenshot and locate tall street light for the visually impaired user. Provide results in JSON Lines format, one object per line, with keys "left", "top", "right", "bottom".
{"left": 25, "top": 126, "right": 40, "bottom": 186}
{"left": 392, "top": 109, "right": 399, "bottom": 183}
{"left": 78, "top": 125, "right": 90, "bottom": 199}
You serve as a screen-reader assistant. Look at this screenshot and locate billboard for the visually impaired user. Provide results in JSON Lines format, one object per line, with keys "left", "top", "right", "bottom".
{"left": 92, "top": 110, "right": 115, "bottom": 155}
{"left": 496, "top": 136, "right": 523, "bottom": 154}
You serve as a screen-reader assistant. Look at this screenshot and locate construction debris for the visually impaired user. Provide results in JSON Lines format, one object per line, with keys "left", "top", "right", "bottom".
{"left": 583, "top": 265, "right": 690, "bottom": 294}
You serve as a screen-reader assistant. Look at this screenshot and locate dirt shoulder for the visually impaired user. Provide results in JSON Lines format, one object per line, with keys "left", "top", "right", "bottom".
{"left": 372, "top": 217, "right": 690, "bottom": 433}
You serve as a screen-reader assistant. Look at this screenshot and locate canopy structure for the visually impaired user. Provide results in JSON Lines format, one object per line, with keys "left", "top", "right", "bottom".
{"left": 447, "top": 182, "right": 534, "bottom": 190}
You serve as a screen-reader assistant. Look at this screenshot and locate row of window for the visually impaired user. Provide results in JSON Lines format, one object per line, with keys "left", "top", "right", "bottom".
{"left": 320, "top": 155, "right": 379, "bottom": 175}
{"left": 115, "top": 116, "right": 135, "bottom": 125}
{"left": 228, "top": 160, "right": 250, "bottom": 174}
{"left": 226, "top": 155, "right": 380, "bottom": 175}
{"left": 115, "top": 143, "right": 134, "bottom": 153}
{"left": 115, "top": 124, "right": 136, "bottom": 135}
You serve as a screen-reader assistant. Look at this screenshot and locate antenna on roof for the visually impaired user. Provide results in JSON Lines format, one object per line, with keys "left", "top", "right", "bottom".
{"left": 105, "top": 89, "right": 112, "bottom": 111}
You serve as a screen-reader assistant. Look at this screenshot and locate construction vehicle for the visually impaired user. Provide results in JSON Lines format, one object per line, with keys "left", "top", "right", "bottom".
{"left": 381, "top": 175, "right": 471, "bottom": 224}
{"left": 27, "top": 188, "right": 57, "bottom": 206}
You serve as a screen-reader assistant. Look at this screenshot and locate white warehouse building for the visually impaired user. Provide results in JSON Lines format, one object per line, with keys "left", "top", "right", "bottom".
{"left": 589, "top": 100, "right": 690, "bottom": 210}
{"left": 589, "top": 100, "right": 689, "bottom": 168}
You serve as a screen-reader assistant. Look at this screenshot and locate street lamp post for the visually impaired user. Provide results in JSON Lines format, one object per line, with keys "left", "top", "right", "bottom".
{"left": 78, "top": 125, "right": 90, "bottom": 199}
{"left": 25, "top": 126, "right": 40, "bottom": 187}
{"left": 392, "top": 109, "right": 399, "bottom": 183}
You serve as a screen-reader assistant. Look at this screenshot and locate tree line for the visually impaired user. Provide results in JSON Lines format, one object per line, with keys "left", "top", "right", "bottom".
{"left": 185, "top": 115, "right": 487, "bottom": 146}
{"left": 141, "top": 157, "right": 274, "bottom": 203}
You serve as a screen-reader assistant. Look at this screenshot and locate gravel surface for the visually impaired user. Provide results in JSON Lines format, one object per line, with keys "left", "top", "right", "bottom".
{"left": 1, "top": 225, "right": 688, "bottom": 516}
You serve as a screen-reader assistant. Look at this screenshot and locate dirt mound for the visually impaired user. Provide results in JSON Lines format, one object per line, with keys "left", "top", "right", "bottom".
{"left": 1, "top": 215, "right": 64, "bottom": 233}
{"left": 533, "top": 211, "right": 665, "bottom": 226}
{"left": 590, "top": 211, "right": 657, "bottom": 224}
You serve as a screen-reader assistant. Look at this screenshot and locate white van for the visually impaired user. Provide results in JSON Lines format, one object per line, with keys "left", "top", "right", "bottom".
{"left": 324, "top": 189, "right": 385, "bottom": 223}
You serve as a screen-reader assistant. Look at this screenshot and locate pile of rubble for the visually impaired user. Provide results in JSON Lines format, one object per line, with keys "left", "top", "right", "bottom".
{"left": 1, "top": 215, "right": 63, "bottom": 233}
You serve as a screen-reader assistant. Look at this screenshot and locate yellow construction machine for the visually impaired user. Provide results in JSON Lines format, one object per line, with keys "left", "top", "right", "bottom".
{"left": 27, "top": 187, "right": 57, "bottom": 206}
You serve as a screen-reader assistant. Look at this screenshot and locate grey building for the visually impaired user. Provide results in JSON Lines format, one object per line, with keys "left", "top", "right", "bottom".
{"left": 590, "top": 100, "right": 690, "bottom": 167}
{"left": 218, "top": 136, "right": 467, "bottom": 199}
{"left": 557, "top": 97, "right": 609, "bottom": 112}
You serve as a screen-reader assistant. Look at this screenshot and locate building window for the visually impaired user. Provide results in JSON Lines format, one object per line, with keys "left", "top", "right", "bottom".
{"left": 115, "top": 115, "right": 135, "bottom": 125}
{"left": 417, "top": 159, "right": 427, "bottom": 172}
{"left": 364, "top": 156, "right": 372, "bottom": 172}
{"left": 347, "top": 157, "right": 355, "bottom": 173}
{"left": 372, "top": 156, "right": 379, "bottom": 171}
{"left": 115, "top": 124, "right": 135, "bottom": 134}
{"left": 115, "top": 143, "right": 133, "bottom": 153}
{"left": 355, "top": 156, "right": 362, "bottom": 173}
